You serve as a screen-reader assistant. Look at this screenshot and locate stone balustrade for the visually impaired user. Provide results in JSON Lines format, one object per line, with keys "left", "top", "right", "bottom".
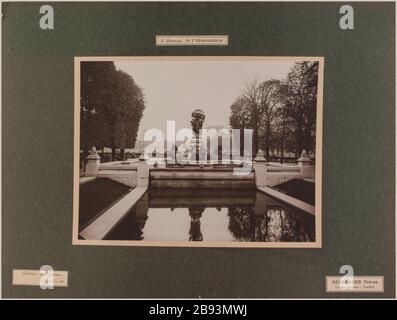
{"left": 83, "top": 148, "right": 315, "bottom": 188}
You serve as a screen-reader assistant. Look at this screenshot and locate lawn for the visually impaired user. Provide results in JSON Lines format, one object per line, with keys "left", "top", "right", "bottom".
{"left": 79, "top": 178, "right": 132, "bottom": 231}
{"left": 273, "top": 179, "right": 315, "bottom": 205}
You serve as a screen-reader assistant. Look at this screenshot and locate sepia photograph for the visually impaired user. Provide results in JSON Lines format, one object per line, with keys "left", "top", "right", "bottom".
{"left": 73, "top": 56, "right": 323, "bottom": 247}
{"left": 3, "top": 0, "right": 395, "bottom": 301}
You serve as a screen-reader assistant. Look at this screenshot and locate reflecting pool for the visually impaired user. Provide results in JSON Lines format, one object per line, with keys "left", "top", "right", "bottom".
{"left": 105, "top": 189, "right": 315, "bottom": 242}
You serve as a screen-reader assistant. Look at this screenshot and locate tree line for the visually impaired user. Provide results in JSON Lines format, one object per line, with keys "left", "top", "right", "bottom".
{"left": 80, "top": 61, "right": 146, "bottom": 161}
{"left": 229, "top": 61, "right": 319, "bottom": 161}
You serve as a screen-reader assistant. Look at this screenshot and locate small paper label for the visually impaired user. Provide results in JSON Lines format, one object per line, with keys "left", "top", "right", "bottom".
{"left": 12, "top": 269, "right": 68, "bottom": 287}
{"left": 156, "top": 35, "right": 228, "bottom": 46}
{"left": 326, "top": 276, "right": 384, "bottom": 293}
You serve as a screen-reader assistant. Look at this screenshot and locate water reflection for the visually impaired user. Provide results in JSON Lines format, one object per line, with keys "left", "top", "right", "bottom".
{"left": 188, "top": 207, "right": 204, "bottom": 241}
{"left": 105, "top": 189, "right": 315, "bottom": 242}
{"left": 228, "top": 207, "right": 314, "bottom": 242}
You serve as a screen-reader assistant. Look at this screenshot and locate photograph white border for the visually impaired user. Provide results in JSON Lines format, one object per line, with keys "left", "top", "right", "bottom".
{"left": 73, "top": 56, "right": 324, "bottom": 248}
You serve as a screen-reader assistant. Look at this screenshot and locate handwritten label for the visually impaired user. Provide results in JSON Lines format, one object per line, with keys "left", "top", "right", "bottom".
{"left": 156, "top": 35, "right": 228, "bottom": 46}
{"left": 12, "top": 269, "right": 68, "bottom": 287}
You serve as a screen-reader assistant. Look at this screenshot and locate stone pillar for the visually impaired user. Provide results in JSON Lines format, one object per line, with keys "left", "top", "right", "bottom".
{"left": 85, "top": 148, "right": 101, "bottom": 177}
{"left": 137, "top": 155, "right": 150, "bottom": 187}
{"left": 254, "top": 149, "right": 268, "bottom": 187}
{"left": 298, "top": 150, "right": 315, "bottom": 179}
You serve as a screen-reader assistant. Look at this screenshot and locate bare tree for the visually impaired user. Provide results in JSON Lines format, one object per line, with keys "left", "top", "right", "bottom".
{"left": 286, "top": 62, "right": 318, "bottom": 156}
{"left": 257, "top": 79, "right": 282, "bottom": 158}
{"left": 229, "top": 61, "right": 318, "bottom": 162}
{"left": 241, "top": 80, "right": 262, "bottom": 156}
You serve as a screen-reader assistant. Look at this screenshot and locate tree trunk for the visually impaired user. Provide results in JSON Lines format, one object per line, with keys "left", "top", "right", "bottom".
{"left": 297, "top": 129, "right": 302, "bottom": 157}
{"left": 280, "top": 126, "right": 285, "bottom": 164}
{"left": 296, "top": 116, "right": 303, "bottom": 157}
{"left": 82, "top": 146, "right": 89, "bottom": 169}
{"left": 240, "top": 126, "right": 245, "bottom": 158}
{"left": 265, "top": 121, "right": 271, "bottom": 159}
{"left": 111, "top": 147, "right": 116, "bottom": 162}
{"left": 253, "top": 128, "right": 259, "bottom": 157}
{"left": 120, "top": 148, "right": 125, "bottom": 161}
{"left": 218, "top": 139, "right": 222, "bottom": 162}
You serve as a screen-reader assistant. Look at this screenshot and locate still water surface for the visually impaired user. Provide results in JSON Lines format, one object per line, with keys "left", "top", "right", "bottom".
{"left": 105, "top": 189, "right": 315, "bottom": 242}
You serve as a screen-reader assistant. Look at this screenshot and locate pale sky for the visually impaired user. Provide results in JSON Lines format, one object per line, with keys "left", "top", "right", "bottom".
{"left": 141, "top": 208, "right": 235, "bottom": 241}
{"left": 115, "top": 59, "right": 295, "bottom": 140}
